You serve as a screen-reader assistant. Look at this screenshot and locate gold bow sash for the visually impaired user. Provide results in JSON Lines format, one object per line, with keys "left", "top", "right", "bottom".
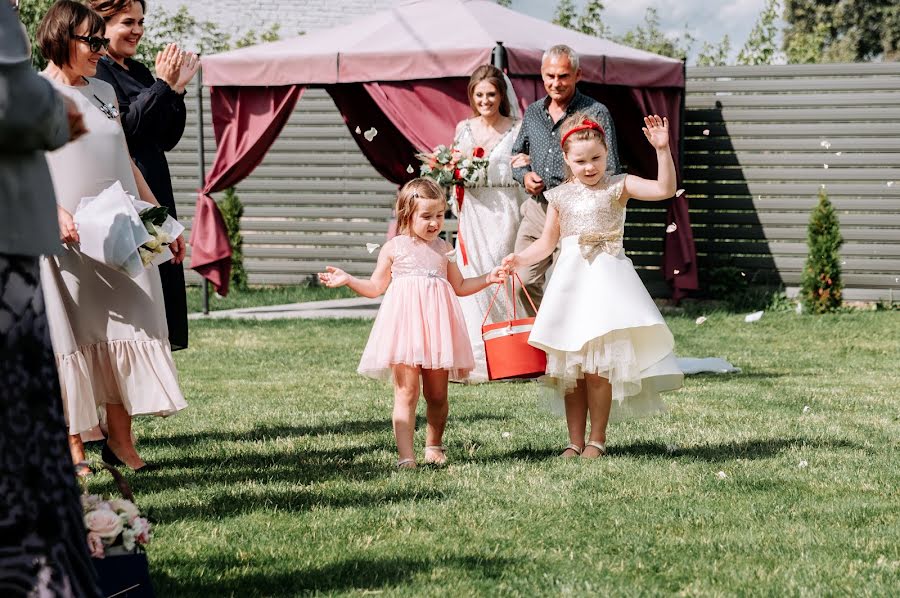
{"left": 577, "top": 232, "right": 623, "bottom": 262}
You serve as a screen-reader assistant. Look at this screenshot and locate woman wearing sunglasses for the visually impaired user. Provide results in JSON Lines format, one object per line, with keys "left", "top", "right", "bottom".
{"left": 91, "top": 0, "right": 198, "bottom": 354}
{"left": 37, "top": 0, "right": 187, "bottom": 472}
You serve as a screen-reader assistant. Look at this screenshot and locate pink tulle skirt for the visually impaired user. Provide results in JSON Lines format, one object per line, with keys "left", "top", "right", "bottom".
{"left": 358, "top": 276, "right": 474, "bottom": 381}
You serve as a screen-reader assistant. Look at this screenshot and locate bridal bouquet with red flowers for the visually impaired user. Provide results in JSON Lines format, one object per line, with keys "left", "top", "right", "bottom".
{"left": 417, "top": 145, "right": 489, "bottom": 187}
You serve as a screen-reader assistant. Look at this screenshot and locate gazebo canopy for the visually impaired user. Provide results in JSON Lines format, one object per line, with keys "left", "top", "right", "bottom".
{"left": 191, "top": 0, "right": 696, "bottom": 301}
{"left": 201, "top": 0, "right": 683, "bottom": 88}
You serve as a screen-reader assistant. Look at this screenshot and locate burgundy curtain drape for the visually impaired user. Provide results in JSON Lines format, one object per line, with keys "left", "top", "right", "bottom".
{"left": 190, "top": 84, "right": 304, "bottom": 295}
{"left": 326, "top": 80, "right": 471, "bottom": 186}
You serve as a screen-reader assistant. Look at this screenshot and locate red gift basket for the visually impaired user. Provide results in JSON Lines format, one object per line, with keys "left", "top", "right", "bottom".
{"left": 481, "top": 273, "right": 547, "bottom": 380}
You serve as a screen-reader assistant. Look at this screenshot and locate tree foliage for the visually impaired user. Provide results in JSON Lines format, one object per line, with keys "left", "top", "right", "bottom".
{"left": 220, "top": 187, "right": 248, "bottom": 292}
{"left": 783, "top": 0, "right": 900, "bottom": 63}
{"left": 696, "top": 35, "right": 732, "bottom": 67}
{"left": 617, "top": 8, "right": 694, "bottom": 61}
{"left": 800, "top": 187, "right": 843, "bottom": 314}
{"left": 552, "top": 0, "right": 577, "bottom": 30}
{"left": 576, "top": 0, "right": 609, "bottom": 39}
{"left": 15, "top": 0, "right": 56, "bottom": 70}
{"left": 736, "top": 0, "right": 781, "bottom": 65}
{"left": 553, "top": 1, "right": 692, "bottom": 60}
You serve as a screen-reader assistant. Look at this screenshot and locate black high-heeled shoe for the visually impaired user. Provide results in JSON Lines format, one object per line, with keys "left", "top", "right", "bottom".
{"left": 101, "top": 442, "right": 124, "bottom": 466}
{"left": 102, "top": 442, "right": 155, "bottom": 472}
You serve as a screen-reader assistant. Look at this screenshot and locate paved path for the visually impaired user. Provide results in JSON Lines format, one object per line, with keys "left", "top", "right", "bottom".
{"left": 188, "top": 296, "right": 382, "bottom": 320}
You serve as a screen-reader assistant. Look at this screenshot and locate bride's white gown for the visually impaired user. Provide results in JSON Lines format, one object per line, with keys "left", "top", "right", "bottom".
{"left": 452, "top": 118, "right": 529, "bottom": 383}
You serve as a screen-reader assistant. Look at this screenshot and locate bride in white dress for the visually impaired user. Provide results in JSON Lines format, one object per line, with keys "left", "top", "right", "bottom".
{"left": 451, "top": 65, "right": 530, "bottom": 383}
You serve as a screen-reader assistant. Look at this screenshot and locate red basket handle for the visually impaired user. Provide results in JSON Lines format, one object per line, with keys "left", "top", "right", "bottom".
{"left": 481, "top": 271, "right": 538, "bottom": 327}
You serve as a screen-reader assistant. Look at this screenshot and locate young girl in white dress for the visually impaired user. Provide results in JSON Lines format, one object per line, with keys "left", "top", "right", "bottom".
{"left": 503, "top": 113, "right": 683, "bottom": 459}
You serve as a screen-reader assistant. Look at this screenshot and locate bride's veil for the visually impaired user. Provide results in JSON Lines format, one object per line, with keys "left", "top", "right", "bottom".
{"left": 502, "top": 72, "right": 522, "bottom": 120}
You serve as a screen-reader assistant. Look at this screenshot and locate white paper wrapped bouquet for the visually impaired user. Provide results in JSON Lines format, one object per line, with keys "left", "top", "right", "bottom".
{"left": 73, "top": 181, "right": 184, "bottom": 278}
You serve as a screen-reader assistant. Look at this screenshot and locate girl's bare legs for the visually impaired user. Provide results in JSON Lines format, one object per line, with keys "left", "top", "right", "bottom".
{"left": 582, "top": 373, "right": 612, "bottom": 459}
{"left": 392, "top": 364, "right": 421, "bottom": 467}
{"left": 68, "top": 435, "right": 88, "bottom": 475}
{"left": 421, "top": 368, "right": 449, "bottom": 464}
{"left": 562, "top": 378, "right": 588, "bottom": 457}
{"left": 105, "top": 403, "right": 146, "bottom": 469}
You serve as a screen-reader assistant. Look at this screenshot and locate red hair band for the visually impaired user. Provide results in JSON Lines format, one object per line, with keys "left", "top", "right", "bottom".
{"left": 560, "top": 119, "right": 605, "bottom": 148}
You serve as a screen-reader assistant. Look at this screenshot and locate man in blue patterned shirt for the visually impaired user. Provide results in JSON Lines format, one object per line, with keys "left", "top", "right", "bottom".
{"left": 511, "top": 44, "right": 620, "bottom": 314}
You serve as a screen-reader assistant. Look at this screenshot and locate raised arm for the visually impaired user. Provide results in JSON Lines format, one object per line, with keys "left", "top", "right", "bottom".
{"left": 99, "top": 59, "right": 187, "bottom": 149}
{"left": 318, "top": 240, "right": 395, "bottom": 298}
{"left": 621, "top": 115, "right": 677, "bottom": 204}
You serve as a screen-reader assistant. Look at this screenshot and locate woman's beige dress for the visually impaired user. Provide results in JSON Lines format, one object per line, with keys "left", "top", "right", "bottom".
{"left": 40, "top": 76, "right": 185, "bottom": 438}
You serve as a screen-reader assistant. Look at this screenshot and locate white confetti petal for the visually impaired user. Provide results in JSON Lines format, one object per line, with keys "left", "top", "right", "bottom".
{"left": 802, "top": 405, "right": 811, "bottom": 414}
{"left": 740, "top": 272, "right": 746, "bottom": 277}
{"left": 823, "top": 164, "right": 829, "bottom": 169}
{"left": 365, "top": 243, "right": 380, "bottom": 254}
{"left": 675, "top": 188, "right": 685, "bottom": 197}
{"left": 744, "top": 310, "right": 764, "bottom": 322}
{"left": 888, "top": 181, "right": 895, "bottom": 187}
{"left": 354, "top": 126, "right": 361, "bottom": 134}
{"left": 716, "top": 471, "right": 727, "bottom": 480}
{"left": 820, "top": 140, "right": 831, "bottom": 149}
{"left": 835, "top": 151, "right": 842, "bottom": 156}
{"left": 363, "top": 127, "right": 378, "bottom": 141}
{"left": 795, "top": 302, "right": 803, "bottom": 314}
{"left": 666, "top": 443, "right": 678, "bottom": 453}
{"left": 673, "top": 269, "right": 680, "bottom": 275}
{"left": 666, "top": 223, "right": 678, "bottom": 233}
{"left": 406, "top": 164, "right": 414, "bottom": 174}
{"left": 501, "top": 431, "right": 511, "bottom": 439}
{"left": 702, "top": 129, "right": 710, "bottom": 136}
{"left": 798, "top": 460, "right": 808, "bottom": 469}
{"left": 695, "top": 316, "right": 707, "bottom": 325}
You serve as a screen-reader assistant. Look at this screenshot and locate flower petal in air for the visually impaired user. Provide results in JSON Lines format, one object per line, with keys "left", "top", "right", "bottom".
{"left": 744, "top": 310, "right": 763, "bottom": 322}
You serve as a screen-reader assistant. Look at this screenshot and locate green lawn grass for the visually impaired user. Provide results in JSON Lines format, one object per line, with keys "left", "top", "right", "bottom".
{"left": 85, "top": 310, "right": 900, "bottom": 596}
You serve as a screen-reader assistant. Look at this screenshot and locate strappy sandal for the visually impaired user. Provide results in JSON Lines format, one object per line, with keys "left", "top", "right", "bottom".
{"left": 396, "top": 458, "right": 417, "bottom": 469}
{"left": 560, "top": 443, "right": 583, "bottom": 458}
{"left": 581, "top": 440, "right": 607, "bottom": 459}
{"left": 424, "top": 445, "right": 447, "bottom": 466}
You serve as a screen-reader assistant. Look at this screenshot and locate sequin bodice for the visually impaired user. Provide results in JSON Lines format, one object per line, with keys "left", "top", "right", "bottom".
{"left": 546, "top": 174, "right": 627, "bottom": 256}
{"left": 390, "top": 235, "right": 450, "bottom": 279}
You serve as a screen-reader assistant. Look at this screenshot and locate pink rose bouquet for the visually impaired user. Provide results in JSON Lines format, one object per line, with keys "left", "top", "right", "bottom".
{"left": 82, "top": 494, "right": 152, "bottom": 558}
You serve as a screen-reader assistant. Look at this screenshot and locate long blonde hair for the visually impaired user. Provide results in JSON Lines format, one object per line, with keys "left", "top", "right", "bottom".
{"left": 395, "top": 178, "right": 445, "bottom": 235}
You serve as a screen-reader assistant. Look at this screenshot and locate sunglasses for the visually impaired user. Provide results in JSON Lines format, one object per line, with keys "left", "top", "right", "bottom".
{"left": 74, "top": 35, "right": 111, "bottom": 53}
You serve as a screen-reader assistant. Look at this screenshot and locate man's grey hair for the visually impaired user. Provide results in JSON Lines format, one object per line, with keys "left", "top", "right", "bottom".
{"left": 542, "top": 44, "right": 580, "bottom": 71}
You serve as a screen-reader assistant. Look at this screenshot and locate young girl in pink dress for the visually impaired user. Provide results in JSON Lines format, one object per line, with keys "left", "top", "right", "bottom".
{"left": 318, "top": 178, "right": 506, "bottom": 468}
